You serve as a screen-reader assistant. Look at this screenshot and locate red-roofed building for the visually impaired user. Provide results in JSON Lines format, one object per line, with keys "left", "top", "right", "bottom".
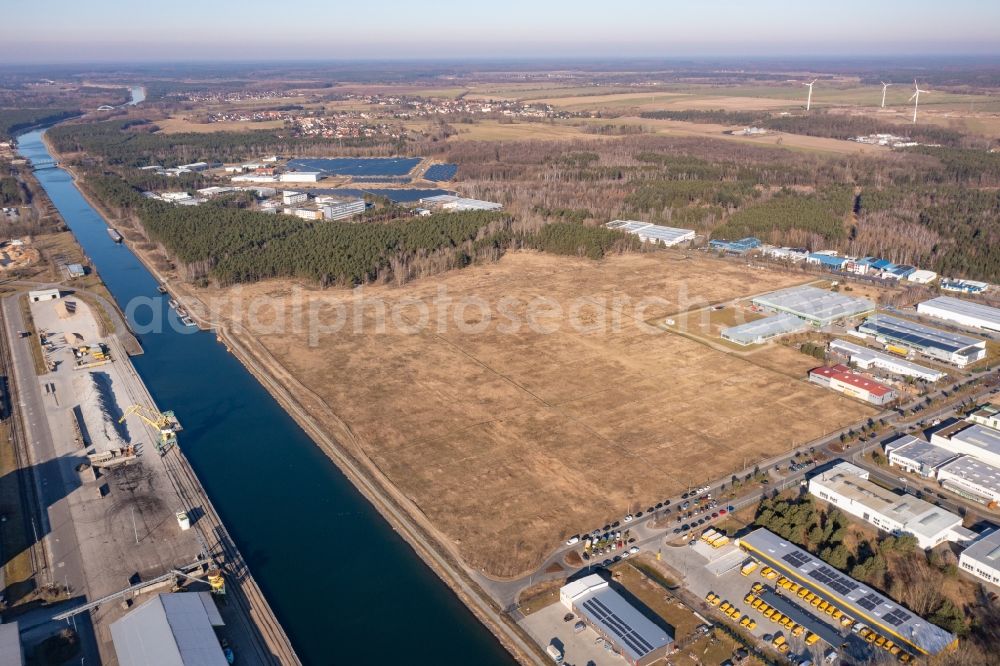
{"left": 809, "top": 364, "right": 896, "bottom": 405}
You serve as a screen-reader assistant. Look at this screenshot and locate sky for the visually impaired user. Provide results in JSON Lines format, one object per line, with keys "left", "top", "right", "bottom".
{"left": 3, "top": 0, "right": 999, "bottom": 63}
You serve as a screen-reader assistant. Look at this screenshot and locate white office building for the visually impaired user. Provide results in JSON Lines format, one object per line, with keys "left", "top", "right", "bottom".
{"left": 282, "top": 191, "right": 308, "bottom": 206}
{"left": 917, "top": 296, "right": 1000, "bottom": 333}
{"left": 321, "top": 199, "right": 366, "bottom": 221}
{"left": 931, "top": 422, "right": 1000, "bottom": 470}
{"left": 808, "top": 461, "right": 974, "bottom": 549}
{"left": 885, "top": 435, "right": 958, "bottom": 478}
{"left": 829, "top": 339, "right": 946, "bottom": 382}
{"left": 959, "top": 529, "right": 1000, "bottom": 588}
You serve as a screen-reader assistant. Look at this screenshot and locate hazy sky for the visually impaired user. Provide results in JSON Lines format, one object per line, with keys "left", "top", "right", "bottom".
{"left": 3, "top": 0, "right": 999, "bottom": 63}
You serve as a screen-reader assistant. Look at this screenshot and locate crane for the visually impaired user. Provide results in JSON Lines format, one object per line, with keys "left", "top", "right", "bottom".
{"left": 119, "top": 404, "right": 181, "bottom": 454}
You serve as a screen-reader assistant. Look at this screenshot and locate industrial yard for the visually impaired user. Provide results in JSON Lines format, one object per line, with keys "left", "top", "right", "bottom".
{"left": 205, "top": 251, "right": 875, "bottom": 577}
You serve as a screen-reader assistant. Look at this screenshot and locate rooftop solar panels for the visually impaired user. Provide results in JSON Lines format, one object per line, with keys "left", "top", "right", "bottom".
{"left": 857, "top": 593, "right": 881, "bottom": 611}
{"left": 721, "top": 313, "right": 807, "bottom": 346}
{"left": 740, "top": 528, "right": 957, "bottom": 655}
{"left": 573, "top": 586, "right": 673, "bottom": 662}
{"left": 424, "top": 163, "right": 458, "bottom": 182}
{"left": 783, "top": 551, "right": 810, "bottom": 567}
{"left": 751, "top": 285, "right": 876, "bottom": 326}
{"left": 858, "top": 315, "right": 983, "bottom": 357}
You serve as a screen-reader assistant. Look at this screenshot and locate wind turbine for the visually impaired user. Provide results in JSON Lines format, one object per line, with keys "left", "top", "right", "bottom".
{"left": 909, "top": 80, "right": 929, "bottom": 124}
{"left": 880, "top": 81, "right": 891, "bottom": 108}
{"left": 803, "top": 80, "right": 817, "bottom": 111}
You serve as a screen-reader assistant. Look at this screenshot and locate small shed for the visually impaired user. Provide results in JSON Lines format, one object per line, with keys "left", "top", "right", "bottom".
{"left": 67, "top": 263, "right": 85, "bottom": 278}
{"left": 28, "top": 288, "right": 59, "bottom": 302}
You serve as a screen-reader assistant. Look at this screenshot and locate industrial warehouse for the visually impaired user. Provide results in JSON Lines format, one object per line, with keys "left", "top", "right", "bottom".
{"left": 559, "top": 575, "right": 674, "bottom": 666}
{"left": 936, "top": 456, "right": 1000, "bottom": 506}
{"left": 828, "top": 339, "right": 947, "bottom": 382}
{"left": 720, "top": 312, "right": 806, "bottom": 345}
{"left": 738, "top": 527, "right": 958, "bottom": 656}
{"left": 808, "top": 364, "right": 896, "bottom": 405}
{"left": 751, "top": 285, "right": 875, "bottom": 326}
{"left": 959, "top": 529, "right": 1000, "bottom": 588}
{"left": 885, "top": 435, "right": 959, "bottom": 478}
{"left": 931, "top": 421, "right": 1000, "bottom": 469}
{"left": 857, "top": 315, "right": 986, "bottom": 367}
{"left": 808, "top": 462, "right": 975, "bottom": 549}
{"left": 604, "top": 220, "right": 695, "bottom": 246}
{"left": 917, "top": 296, "right": 1000, "bottom": 332}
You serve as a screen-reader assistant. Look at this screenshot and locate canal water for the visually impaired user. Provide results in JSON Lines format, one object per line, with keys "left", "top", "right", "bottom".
{"left": 16, "top": 129, "right": 516, "bottom": 664}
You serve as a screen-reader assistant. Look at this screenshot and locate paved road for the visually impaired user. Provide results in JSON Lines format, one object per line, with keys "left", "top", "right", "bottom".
{"left": 481, "top": 374, "right": 1000, "bottom": 614}
{"left": 1, "top": 295, "right": 98, "bottom": 664}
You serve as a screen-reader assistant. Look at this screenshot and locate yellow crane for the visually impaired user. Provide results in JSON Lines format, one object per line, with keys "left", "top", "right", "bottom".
{"left": 119, "top": 404, "right": 180, "bottom": 453}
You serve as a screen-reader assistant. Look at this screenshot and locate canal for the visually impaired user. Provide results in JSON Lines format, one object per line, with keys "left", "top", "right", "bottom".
{"left": 16, "top": 129, "right": 516, "bottom": 664}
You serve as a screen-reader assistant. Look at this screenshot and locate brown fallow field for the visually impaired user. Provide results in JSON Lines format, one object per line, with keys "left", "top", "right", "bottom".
{"left": 207, "top": 252, "right": 876, "bottom": 577}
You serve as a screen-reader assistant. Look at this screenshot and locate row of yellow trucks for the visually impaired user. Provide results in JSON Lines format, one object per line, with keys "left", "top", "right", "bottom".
{"left": 753, "top": 566, "right": 913, "bottom": 663}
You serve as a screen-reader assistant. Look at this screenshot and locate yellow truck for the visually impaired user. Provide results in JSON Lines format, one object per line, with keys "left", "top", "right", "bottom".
{"left": 741, "top": 561, "right": 759, "bottom": 577}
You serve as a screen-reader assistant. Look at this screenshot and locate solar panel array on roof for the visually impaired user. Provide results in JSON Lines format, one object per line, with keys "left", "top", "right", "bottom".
{"left": 582, "top": 597, "right": 658, "bottom": 658}
{"left": 739, "top": 528, "right": 957, "bottom": 655}
{"left": 856, "top": 593, "right": 881, "bottom": 611}
{"left": 859, "top": 315, "right": 982, "bottom": 355}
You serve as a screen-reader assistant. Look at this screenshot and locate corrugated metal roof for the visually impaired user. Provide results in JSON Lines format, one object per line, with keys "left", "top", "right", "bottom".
{"left": 110, "top": 593, "right": 227, "bottom": 666}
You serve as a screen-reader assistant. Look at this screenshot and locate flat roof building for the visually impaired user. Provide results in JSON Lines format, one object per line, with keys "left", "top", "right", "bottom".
{"left": 917, "top": 296, "right": 1000, "bottom": 333}
{"left": 940, "top": 279, "right": 989, "bottom": 295}
{"left": 937, "top": 456, "right": 1000, "bottom": 505}
{"left": 907, "top": 269, "right": 938, "bottom": 284}
{"left": 419, "top": 194, "right": 503, "bottom": 212}
{"left": 28, "top": 288, "right": 59, "bottom": 302}
{"left": 808, "top": 364, "right": 896, "bottom": 405}
{"left": 720, "top": 313, "right": 807, "bottom": 346}
{"left": 751, "top": 285, "right": 875, "bottom": 326}
{"left": 806, "top": 252, "right": 848, "bottom": 270}
{"left": 857, "top": 315, "right": 986, "bottom": 367}
{"left": 321, "top": 199, "right": 366, "bottom": 221}
{"left": 968, "top": 405, "right": 1000, "bottom": 431}
{"left": 560, "top": 574, "right": 673, "bottom": 666}
{"left": 709, "top": 237, "right": 761, "bottom": 254}
{"left": 739, "top": 527, "right": 958, "bottom": 656}
{"left": 110, "top": 592, "right": 227, "bottom": 666}
{"left": 605, "top": 220, "right": 695, "bottom": 247}
{"left": 279, "top": 171, "right": 323, "bottom": 183}
{"left": 959, "top": 529, "right": 1000, "bottom": 588}
{"left": 931, "top": 422, "right": 1000, "bottom": 470}
{"left": 885, "top": 435, "right": 959, "bottom": 478}
{"left": 808, "top": 461, "right": 974, "bottom": 549}
{"left": 828, "top": 339, "right": 946, "bottom": 382}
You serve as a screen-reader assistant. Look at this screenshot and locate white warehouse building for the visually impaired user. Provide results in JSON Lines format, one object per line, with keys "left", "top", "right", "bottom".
{"left": 884, "top": 435, "right": 959, "bottom": 478}
{"left": 936, "top": 456, "right": 1000, "bottom": 506}
{"left": 279, "top": 171, "right": 323, "bottom": 183}
{"left": 829, "top": 339, "right": 946, "bottom": 382}
{"left": 808, "top": 461, "right": 974, "bottom": 549}
{"left": 917, "top": 296, "right": 1000, "bottom": 333}
{"left": 959, "top": 529, "right": 1000, "bottom": 588}
{"left": 931, "top": 422, "right": 1000, "bottom": 470}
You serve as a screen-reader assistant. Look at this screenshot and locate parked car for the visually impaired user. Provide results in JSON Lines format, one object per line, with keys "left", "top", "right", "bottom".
{"left": 623, "top": 514, "right": 634, "bottom": 523}
{"left": 565, "top": 536, "right": 580, "bottom": 546}
{"left": 629, "top": 546, "right": 640, "bottom": 554}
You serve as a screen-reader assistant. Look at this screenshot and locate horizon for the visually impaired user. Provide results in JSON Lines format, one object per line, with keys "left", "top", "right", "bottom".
{"left": 4, "top": 0, "right": 1000, "bottom": 64}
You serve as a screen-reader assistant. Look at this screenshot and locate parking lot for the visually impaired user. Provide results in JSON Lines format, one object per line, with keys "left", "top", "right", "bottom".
{"left": 660, "top": 537, "right": 920, "bottom": 665}
{"left": 660, "top": 541, "right": 853, "bottom": 664}
{"left": 520, "top": 602, "right": 625, "bottom": 666}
